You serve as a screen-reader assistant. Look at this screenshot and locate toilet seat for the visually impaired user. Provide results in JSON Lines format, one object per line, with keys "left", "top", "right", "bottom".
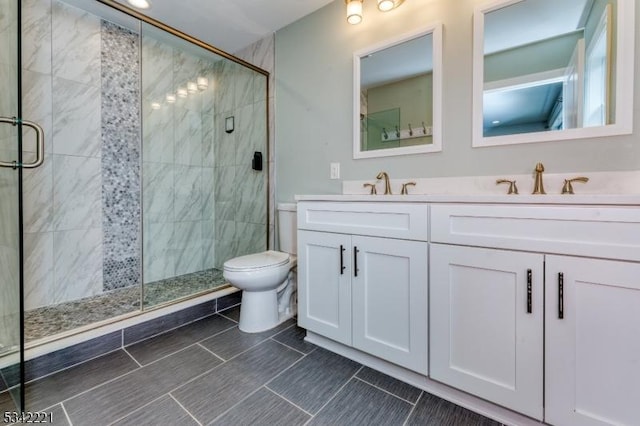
{"left": 223, "top": 250, "right": 290, "bottom": 272}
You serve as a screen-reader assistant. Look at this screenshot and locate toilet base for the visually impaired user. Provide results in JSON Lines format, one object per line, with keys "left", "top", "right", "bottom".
{"left": 239, "top": 290, "right": 292, "bottom": 333}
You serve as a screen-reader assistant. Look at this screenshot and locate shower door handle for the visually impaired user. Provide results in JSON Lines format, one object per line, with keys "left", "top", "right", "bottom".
{"left": 0, "top": 117, "right": 45, "bottom": 169}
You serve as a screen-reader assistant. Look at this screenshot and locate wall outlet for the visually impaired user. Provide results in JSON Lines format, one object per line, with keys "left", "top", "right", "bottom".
{"left": 330, "top": 162, "right": 340, "bottom": 179}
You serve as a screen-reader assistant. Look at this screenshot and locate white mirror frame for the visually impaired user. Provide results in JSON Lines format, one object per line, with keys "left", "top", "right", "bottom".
{"left": 472, "top": 0, "right": 635, "bottom": 147}
{"left": 353, "top": 23, "right": 443, "bottom": 159}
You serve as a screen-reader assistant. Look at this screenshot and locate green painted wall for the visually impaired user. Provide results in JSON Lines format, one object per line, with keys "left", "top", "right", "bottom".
{"left": 365, "top": 73, "right": 433, "bottom": 150}
{"left": 275, "top": 0, "right": 640, "bottom": 201}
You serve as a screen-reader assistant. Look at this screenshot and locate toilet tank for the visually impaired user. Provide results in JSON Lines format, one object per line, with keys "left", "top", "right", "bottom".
{"left": 277, "top": 203, "right": 297, "bottom": 255}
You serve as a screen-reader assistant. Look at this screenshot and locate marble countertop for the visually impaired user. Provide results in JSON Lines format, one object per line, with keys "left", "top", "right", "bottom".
{"left": 295, "top": 193, "right": 640, "bottom": 205}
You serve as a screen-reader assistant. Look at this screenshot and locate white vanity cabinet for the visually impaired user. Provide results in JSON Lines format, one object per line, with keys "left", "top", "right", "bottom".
{"left": 430, "top": 244, "right": 544, "bottom": 419}
{"left": 545, "top": 256, "right": 640, "bottom": 426}
{"left": 297, "top": 202, "right": 429, "bottom": 373}
{"left": 430, "top": 204, "right": 640, "bottom": 425}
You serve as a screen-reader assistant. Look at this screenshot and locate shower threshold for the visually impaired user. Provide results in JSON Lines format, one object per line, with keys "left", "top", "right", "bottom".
{"left": 25, "top": 268, "right": 227, "bottom": 342}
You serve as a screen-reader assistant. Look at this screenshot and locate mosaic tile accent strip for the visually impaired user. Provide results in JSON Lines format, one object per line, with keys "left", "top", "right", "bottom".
{"left": 100, "top": 21, "right": 142, "bottom": 291}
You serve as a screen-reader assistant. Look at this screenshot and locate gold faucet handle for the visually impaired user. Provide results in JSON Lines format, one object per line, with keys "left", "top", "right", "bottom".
{"left": 363, "top": 183, "right": 377, "bottom": 195}
{"left": 496, "top": 179, "right": 518, "bottom": 195}
{"left": 561, "top": 177, "right": 589, "bottom": 194}
{"left": 401, "top": 182, "right": 416, "bottom": 195}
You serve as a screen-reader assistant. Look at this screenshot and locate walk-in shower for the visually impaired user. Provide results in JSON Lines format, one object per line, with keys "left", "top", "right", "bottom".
{"left": 1, "top": 0, "right": 270, "bottom": 411}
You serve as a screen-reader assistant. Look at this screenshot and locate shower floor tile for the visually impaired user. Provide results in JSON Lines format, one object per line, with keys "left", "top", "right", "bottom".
{"left": 14, "top": 312, "right": 502, "bottom": 426}
{"left": 24, "top": 268, "right": 227, "bottom": 342}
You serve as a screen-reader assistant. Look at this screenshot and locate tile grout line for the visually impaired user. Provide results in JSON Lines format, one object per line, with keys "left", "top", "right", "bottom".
{"left": 207, "top": 385, "right": 267, "bottom": 424}
{"left": 30, "top": 312, "right": 239, "bottom": 406}
{"left": 60, "top": 402, "right": 73, "bottom": 426}
{"left": 264, "top": 385, "right": 315, "bottom": 418}
{"left": 124, "top": 310, "right": 222, "bottom": 347}
{"left": 35, "top": 321, "right": 292, "bottom": 419}
{"left": 23, "top": 346, "right": 128, "bottom": 386}
{"left": 217, "top": 312, "right": 238, "bottom": 323}
{"left": 302, "top": 365, "right": 365, "bottom": 425}
{"left": 121, "top": 347, "right": 143, "bottom": 368}
{"left": 196, "top": 342, "right": 226, "bottom": 363}
{"left": 402, "top": 391, "right": 424, "bottom": 426}
{"left": 352, "top": 376, "right": 419, "bottom": 406}
{"left": 169, "top": 393, "right": 203, "bottom": 426}
{"left": 169, "top": 336, "right": 290, "bottom": 400}
{"left": 268, "top": 336, "right": 311, "bottom": 356}
{"left": 37, "top": 341, "right": 224, "bottom": 414}
{"left": 105, "top": 393, "right": 173, "bottom": 426}
{"left": 263, "top": 346, "right": 314, "bottom": 389}
{"left": 122, "top": 321, "right": 237, "bottom": 368}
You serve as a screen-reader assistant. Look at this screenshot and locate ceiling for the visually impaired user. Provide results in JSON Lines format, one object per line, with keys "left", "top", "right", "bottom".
{"left": 361, "top": 33, "right": 434, "bottom": 90}
{"left": 112, "top": 0, "right": 334, "bottom": 53}
{"left": 484, "top": 0, "right": 591, "bottom": 54}
{"left": 483, "top": 0, "right": 593, "bottom": 134}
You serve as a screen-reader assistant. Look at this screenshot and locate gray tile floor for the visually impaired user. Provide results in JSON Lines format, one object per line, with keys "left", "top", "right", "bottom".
{"left": 3, "top": 307, "right": 502, "bottom": 426}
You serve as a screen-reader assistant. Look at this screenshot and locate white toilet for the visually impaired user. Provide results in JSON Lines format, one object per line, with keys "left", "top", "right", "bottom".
{"left": 223, "top": 203, "right": 297, "bottom": 333}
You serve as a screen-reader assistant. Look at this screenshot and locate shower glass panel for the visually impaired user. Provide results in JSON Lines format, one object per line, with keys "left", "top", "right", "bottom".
{"left": 0, "top": 0, "right": 23, "bottom": 412}
{"left": 141, "top": 23, "right": 268, "bottom": 308}
{"left": 20, "top": 0, "right": 143, "bottom": 342}
{"left": 7, "top": 0, "right": 269, "bottom": 346}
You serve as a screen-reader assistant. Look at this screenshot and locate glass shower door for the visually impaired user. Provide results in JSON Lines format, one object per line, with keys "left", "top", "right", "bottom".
{"left": 0, "top": 0, "right": 26, "bottom": 413}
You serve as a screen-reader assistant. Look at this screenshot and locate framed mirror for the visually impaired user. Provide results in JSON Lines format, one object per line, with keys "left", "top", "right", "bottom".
{"left": 353, "top": 24, "right": 442, "bottom": 159}
{"left": 473, "top": 0, "right": 634, "bottom": 147}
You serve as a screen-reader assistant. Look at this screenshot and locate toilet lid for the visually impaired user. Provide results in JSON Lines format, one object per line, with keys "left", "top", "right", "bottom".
{"left": 223, "top": 250, "right": 290, "bottom": 271}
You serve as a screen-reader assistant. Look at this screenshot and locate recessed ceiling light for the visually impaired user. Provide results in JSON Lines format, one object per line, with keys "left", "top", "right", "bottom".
{"left": 127, "top": 0, "right": 150, "bottom": 9}
{"left": 492, "top": 120, "right": 501, "bottom": 125}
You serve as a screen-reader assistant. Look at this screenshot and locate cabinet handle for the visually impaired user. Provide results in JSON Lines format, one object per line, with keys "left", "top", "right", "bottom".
{"left": 354, "top": 246, "right": 359, "bottom": 277}
{"left": 340, "top": 245, "right": 345, "bottom": 275}
{"left": 526, "top": 269, "right": 532, "bottom": 314}
{"left": 558, "top": 272, "right": 564, "bottom": 319}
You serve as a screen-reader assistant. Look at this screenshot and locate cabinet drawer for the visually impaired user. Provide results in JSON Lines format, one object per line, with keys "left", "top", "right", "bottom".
{"left": 431, "top": 204, "right": 640, "bottom": 261}
{"left": 297, "top": 202, "right": 428, "bottom": 241}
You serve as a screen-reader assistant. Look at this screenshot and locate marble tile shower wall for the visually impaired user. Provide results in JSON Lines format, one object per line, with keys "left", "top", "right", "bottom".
{"left": 143, "top": 35, "right": 271, "bottom": 276}
{"left": 233, "top": 35, "right": 276, "bottom": 251}
{"left": 21, "top": 1, "right": 143, "bottom": 310}
{"left": 212, "top": 55, "right": 269, "bottom": 268}
{"left": 141, "top": 36, "right": 217, "bottom": 282}
{"left": 21, "top": 0, "right": 104, "bottom": 311}
{"left": 8, "top": 0, "right": 272, "bottom": 319}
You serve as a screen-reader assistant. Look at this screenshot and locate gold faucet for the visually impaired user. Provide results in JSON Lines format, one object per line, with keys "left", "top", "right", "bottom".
{"left": 363, "top": 183, "right": 377, "bottom": 195}
{"left": 496, "top": 179, "right": 518, "bottom": 194}
{"left": 562, "top": 177, "right": 589, "bottom": 194}
{"left": 401, "top": 182, "right": 416, "bottom": 195}
{"left": 532, "top": 163, "right": 546, "bottom": 194}
{"left": 376, "top": 171, "right": 392, "bottom": 195}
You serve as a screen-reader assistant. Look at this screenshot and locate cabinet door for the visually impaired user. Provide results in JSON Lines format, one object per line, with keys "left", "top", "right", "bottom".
{"left": 352, "top": 236, "right": 428, "bottom": 374}
{"left": 430, "top": 244, "right": 544, "bottom": 419}
{"left": 546, "top": 256, "right": 640, "bottom": 426}
{"left": 297, "top": 230, "right": 352, "bottom": 345}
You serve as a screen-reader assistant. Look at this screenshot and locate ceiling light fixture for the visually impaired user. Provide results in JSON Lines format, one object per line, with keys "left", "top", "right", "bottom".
{"left": 127, "top": 0, "right": 150, "bottom": 9}
{"left": 187, "top": 81, "right": 198, "bottom": 94}
{"left": 177, "top": 87, "right": 188, "bottom": 98}
{"left": 346, "top": 0, "right": 404, "bottom": 25}
{"left": 346, "top": 0, "right": 363, "bottom": 25}
{"left": 377, "top": 0, "right": 404, "bottom": 12}
{"left": 166, "top": 93, "right": 176, "bottom": 104}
